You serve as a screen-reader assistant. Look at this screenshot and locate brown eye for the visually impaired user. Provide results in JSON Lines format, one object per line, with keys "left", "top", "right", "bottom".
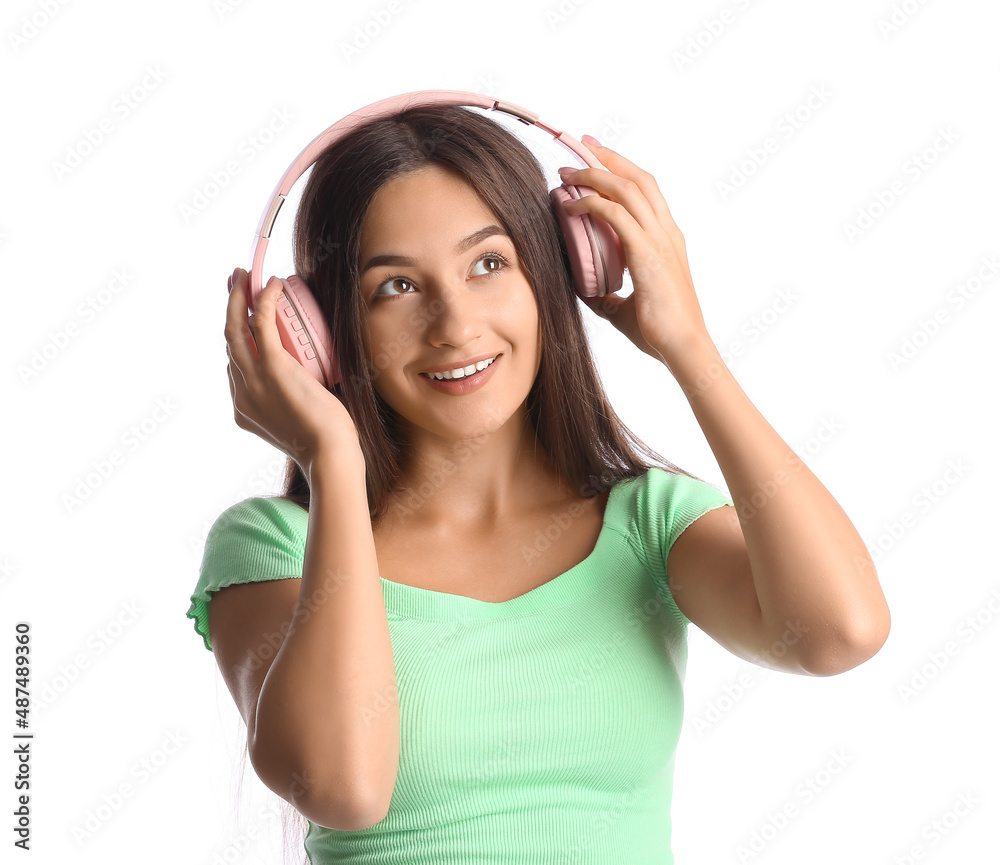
{"left": 472, "top": 252, "right": 509, "bottom": 277}
{"left": 374, "top": 276, "right": 416, "bottom": 297}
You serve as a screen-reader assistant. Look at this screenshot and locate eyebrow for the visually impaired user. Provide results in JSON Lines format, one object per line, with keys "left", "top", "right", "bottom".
{"left": 361, "top": 225, "right": 509, "bottom": 275}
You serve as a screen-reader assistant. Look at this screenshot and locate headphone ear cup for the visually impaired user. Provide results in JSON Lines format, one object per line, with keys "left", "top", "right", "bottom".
{"left": 275, "top": 275, "right": 340, "bottom": 388}
{"left": 550, "top": 184, "right": 625, "bottom": 298}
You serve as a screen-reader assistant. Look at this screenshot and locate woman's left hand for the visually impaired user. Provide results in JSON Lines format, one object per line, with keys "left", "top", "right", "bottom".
{"left": 558, "top": 137, "right": 713, "bottom": 368}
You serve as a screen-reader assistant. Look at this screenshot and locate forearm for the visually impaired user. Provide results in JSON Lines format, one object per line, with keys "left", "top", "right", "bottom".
{"left": 660, "top": 333, "right": 891, "bottom": 669}
{"left": 252, "top": 448, "right": 399, "bottom": 828}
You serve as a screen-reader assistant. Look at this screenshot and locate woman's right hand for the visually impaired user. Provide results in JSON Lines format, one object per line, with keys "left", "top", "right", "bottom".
{"left": 225, "top": 267, "right": 363, "bottom": 477}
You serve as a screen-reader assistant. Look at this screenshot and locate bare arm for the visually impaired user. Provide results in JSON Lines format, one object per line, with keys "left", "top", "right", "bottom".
{"left": 210, "top": 446, "right": 399, "bottom": 830}
{"left": 558, "top": 145, "right": 890, "bottom": 676}
{"left": 664, "top": 336, "right": 891, "bottom": 676}
{"left": 215, "top": 270, "right": 400, "bottom": 828}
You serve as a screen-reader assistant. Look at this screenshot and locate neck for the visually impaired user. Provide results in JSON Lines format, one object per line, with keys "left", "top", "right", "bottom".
{"left": 386, "top": 408, "right": 569, "bottom": 529}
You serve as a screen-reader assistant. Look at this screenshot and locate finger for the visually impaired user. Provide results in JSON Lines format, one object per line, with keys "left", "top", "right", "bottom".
{"left": 248, "top": 275, "right": 288, "bottom": 360}
{"left": 579, "top": 291, "right": 621, "bottom": 321}
{"left": 226, "top": 357, "right": 240, "bottom": 417}
{"left": 226, "top": 353, "right": 247, "bottom": 424}
{"left": 225, "top": 338, "right": 244, "bottom": 385}
{"left": 559, "top": 192, "right": 648, "bottom": 259}
{"left": 581, "top": 141, "right": 672, "bottom": 213}
{"left": 577, "top": 142, "right": 682, "bottom": 241}
{"left": 564, "top": 169, "right": 688, "bottom": 274}
{"left": 562, "top": 193, "right": 686, "bottom": 287}
{"left": 228, "top": 359, "right": 264, "bottom": 435}
{"left": 225, "top": 269, "right": 261, "bottom": 374}
{"left": 560, "top": 167, "right": 661, "bottom": 235}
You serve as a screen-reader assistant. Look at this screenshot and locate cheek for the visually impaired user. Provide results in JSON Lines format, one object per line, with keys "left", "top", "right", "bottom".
{"left": 367, "top": 320, "right": 422, "bottom": 397}
{"left": 508, "top": 281, "right": 541, "bottom": 339}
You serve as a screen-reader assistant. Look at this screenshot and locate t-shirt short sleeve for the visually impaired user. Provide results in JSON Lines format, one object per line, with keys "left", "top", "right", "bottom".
{"left": 630, "top": 467, "right": 735, "bottom": 627}
{"left": 186, "top": 496, "right": 308, "bottom": 652}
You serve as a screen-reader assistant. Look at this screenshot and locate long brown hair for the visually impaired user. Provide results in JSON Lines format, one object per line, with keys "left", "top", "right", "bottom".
{"left": 280, "top": 103, "right": 694, "bottom": 519}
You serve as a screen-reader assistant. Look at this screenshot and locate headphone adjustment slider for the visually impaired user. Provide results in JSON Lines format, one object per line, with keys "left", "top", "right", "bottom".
{"left": 493, "top": 101, "right": 539, "bottom": 126}
{"left": 261, "top": 194, "right": 286, "bottom": 240}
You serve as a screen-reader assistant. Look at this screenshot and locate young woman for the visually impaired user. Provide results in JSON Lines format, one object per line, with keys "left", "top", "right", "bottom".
{"left": 188, "top": 103, "right": 890, "bottom": 863}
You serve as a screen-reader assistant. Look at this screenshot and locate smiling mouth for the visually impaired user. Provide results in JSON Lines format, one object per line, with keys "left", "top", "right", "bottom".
{"left": 420, "top": 354, "right": 499, "bottom": 381}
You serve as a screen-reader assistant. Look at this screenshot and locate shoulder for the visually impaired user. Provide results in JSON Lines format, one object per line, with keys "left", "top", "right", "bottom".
{"left": 610, "top": 466, "right": 733, "bottom": 560}
{"left": 606, "top": 467, "right": 734, "bottom": 620}
{"left": 204, "top": 495, "right": 308, "bottom": 551}
{"left": 188, "top": 496, "right": 309, "bottom": 652}
{"left": 199, "top": 495, "right": 309, "bottom": 586}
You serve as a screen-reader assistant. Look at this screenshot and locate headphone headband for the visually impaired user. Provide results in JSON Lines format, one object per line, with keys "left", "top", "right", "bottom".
{"left": 247, "top": 89, "right": 609, "bottom": 303}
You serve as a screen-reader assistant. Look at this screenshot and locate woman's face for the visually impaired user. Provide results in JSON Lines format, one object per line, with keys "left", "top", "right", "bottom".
{"left": 358, "top": 164, "right": 543, "bottom": 442}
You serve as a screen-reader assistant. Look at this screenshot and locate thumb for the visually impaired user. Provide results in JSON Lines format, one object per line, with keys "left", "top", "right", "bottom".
{"left": 580, "top": 291, "right": 627, "bottom": 322}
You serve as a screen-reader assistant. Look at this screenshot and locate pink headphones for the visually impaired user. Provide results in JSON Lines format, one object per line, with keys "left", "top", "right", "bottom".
{"left": 247, "top": 90, "right": 625, "bottom": 389}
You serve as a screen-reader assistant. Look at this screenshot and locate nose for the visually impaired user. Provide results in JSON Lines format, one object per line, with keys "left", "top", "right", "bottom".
{"left": 422, "top": 280, "right": 484, "bottom": 349}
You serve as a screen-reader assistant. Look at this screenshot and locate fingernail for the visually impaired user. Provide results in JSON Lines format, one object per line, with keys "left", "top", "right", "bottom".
{"left": 581, "top": 134, "right": 601, "bottom": 148}
{"left": 557, "top": 166, "right": 577, "bottom": 176}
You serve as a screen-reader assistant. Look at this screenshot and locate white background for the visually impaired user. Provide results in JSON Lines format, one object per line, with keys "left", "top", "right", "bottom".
{"left": 3, "top": 0, "right": 998, "bottom": 862}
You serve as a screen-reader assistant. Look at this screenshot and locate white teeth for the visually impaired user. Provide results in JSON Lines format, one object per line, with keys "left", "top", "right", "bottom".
{"left": 428, "top": 356, "right": 496, "bottom": 381}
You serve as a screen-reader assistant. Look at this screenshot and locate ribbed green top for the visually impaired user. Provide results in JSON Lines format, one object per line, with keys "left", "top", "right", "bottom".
{"left": 187, "top": 467, "right": 733, "bottom": 864}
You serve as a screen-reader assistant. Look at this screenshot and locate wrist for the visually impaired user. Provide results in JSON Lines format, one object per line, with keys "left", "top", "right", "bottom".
{"left": 303, "top": 434, "right": 367, "bottom": 489}
{"left": 654, "top": 328, "right": 718, "bottom": 369}
{"left": 656, "top": 333, "right": 728, "bottom": 398}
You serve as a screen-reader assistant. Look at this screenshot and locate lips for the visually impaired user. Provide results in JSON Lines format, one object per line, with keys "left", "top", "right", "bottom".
{"left": 419, "top": 353, "right": 502, "bottom": 394}
{"left": 419, "top": 353, "right": 501, "bottom": 379}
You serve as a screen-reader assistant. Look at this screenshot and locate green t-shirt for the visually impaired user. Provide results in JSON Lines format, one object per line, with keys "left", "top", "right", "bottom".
{"left": 187, "top": 467, "right": 733, "bottom": 864}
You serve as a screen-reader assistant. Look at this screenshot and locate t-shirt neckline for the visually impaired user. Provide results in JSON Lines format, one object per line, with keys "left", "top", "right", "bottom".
{"left": 379, "top": 479, "right": 630, "bottom": 622}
